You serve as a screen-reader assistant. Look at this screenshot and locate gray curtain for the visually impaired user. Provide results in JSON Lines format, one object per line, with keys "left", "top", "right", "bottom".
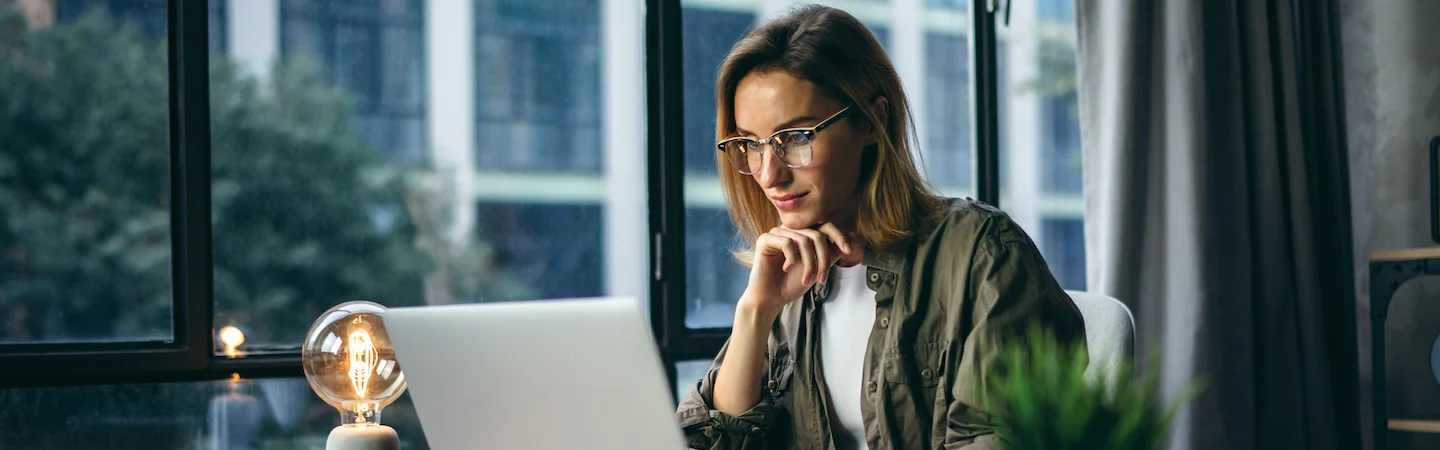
{"left": 1075, "top": 0, "right": 1360, "bottom": 449}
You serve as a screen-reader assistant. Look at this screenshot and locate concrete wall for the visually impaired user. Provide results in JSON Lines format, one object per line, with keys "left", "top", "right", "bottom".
{"left": 1340, "top": 1, "right": 1440, "bottom": 448}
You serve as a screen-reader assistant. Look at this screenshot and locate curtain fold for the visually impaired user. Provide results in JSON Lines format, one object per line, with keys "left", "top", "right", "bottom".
{"left": 1075, "top": 0, "right": 1360, "bottom": 448}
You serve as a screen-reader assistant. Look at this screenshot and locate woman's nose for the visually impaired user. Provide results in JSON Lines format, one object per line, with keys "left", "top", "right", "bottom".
{"left": 752, "top": 149, "right": 790, "bottom": 187}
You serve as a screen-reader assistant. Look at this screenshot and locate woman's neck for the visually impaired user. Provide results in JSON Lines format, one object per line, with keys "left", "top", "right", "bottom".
{"left": 828, "top": 208, "right": 864, "bottom": 267}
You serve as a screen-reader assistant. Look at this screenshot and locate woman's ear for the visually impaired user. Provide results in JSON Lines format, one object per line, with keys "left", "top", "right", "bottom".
{"left": 866, "top": 96, "right": 889, "bottom": 145}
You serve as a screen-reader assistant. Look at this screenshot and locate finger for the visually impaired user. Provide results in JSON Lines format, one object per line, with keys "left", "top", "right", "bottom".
{"left": 778, "top": 237, "right": 801, "bottom": 273}
{"left": 771, "top": 228, "right": 816, "bottom": 285}
{"left": 795, "top": 228, "right": 832, "bottom": 284}
{"left": 758, "top": 232, "right": 799, "bottom": 273}
{"left": 815, "top": 222, "right": 852, "bottom": 255}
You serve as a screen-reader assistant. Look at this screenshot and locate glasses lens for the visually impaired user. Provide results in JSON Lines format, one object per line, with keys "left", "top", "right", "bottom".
{"left": 775, "top": 130, "right": 813, "bottom": 168}
{"left": 721, "top": 140, "right": 758, "bottom": 174}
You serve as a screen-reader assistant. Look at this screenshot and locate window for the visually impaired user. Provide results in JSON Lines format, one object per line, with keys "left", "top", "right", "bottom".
{"left": 3, "top": 0, "right": 1086, "bottom": 444}
{"left": 1041, "top": 218, "right": 1085, "bottom": 290}
{"left": 474, "top": 0, "right": 602, "bottom": 173}
{"left": 923, "top": 31, "right": 973, "bottom": 191}
{"left": 997, "top": 0, "right": 1085, "bottom": 290}
{"left": 0, "top": 378, "right": 430, "bottom": 449}
{"left": 280, "top": 0, "right": 427, "bottom": 163}
{"left": 684, "top": 208, "right": 747, "bottom": 328}
{"left": 679, "top": 5, "right": 754, "bottom": 328}
{"left": 924, "top": 0, "right": 968, "bottom": 8}
{"left": 207, "top": 0, "right": 646, "bottom": 353}
{"left": 674, "top": 360, "right": 712, "bottom": 400}
{"left": 474, "top": 202, "right": 604, "bottom": 301}
{"left": 212, "top": 0, "right": 434, "bottom": 350}
{"left": 4, "top": 0, "right": 172, "bottom": 344}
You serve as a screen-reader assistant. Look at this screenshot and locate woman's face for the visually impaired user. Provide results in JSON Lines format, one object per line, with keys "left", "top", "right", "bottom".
{"left": 732, "top": 70, "right": 872, "bottom": 230}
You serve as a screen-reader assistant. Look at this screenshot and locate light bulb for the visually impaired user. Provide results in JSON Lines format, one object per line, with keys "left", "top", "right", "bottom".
{"left": 302, "top": 301, "right": 407, "bottom": 428}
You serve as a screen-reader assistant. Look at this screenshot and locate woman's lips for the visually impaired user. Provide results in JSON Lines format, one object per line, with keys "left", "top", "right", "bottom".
{"left": 770, "top": 192, "right": 808, "bottom": 211}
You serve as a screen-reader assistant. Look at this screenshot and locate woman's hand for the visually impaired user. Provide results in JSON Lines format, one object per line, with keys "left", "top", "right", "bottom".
{"left": 717, "top": 224, "right": 857, "bottom": 416}
{"left": 739, "top": 222, "right": 856, "bottom": 316}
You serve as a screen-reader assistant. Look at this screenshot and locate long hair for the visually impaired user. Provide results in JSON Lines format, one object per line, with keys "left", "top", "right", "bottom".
{"left": 715, "top": 4, "right": 943, "bottom": 265}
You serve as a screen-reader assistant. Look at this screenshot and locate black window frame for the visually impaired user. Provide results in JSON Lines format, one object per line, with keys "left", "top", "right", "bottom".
{"left": 0, "top": 0, "right": 1007, "bottom": 395}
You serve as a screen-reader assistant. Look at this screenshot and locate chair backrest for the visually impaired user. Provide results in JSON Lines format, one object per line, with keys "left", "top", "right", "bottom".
{"left": 1064, "top": 290, "right": 1136, "bottom": 382}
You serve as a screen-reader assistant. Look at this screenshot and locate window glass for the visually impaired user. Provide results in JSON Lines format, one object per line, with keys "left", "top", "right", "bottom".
{"left": 674, "top": 359, "right": 712, "bottom": 400}
{"left": 1, "top": 0, "right": 174, "bottom": 343}
{"left": 0, "top": 378, "right": 430, "bottom": 449}
{"left": 210, "top": 0, "right": 647, "bottom": 353}
{"left": 997, "top": 0, "right": 1085, "bottom": 290}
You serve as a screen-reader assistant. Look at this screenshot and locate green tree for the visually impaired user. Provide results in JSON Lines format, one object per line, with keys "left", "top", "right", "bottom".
{"left": 0, "top": 3, "right": 523, "bottom": 346}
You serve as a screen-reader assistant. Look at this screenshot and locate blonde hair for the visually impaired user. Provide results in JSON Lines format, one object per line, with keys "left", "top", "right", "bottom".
{"left": 715, "top": 4, "right": 943, "bottom": 265}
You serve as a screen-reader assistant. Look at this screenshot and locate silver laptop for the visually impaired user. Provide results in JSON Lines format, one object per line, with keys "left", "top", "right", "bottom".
{"left": 385, "top": 297, "right": 687, "bottom": 450}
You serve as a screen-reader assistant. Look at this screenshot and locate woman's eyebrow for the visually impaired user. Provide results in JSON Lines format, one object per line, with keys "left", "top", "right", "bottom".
{"left": 736, "top": 115, "right": 820, "bottom": 137}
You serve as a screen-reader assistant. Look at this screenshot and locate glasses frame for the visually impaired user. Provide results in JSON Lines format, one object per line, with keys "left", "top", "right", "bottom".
{"left": 715, "top": 106, "right": 853, "bottom": 175}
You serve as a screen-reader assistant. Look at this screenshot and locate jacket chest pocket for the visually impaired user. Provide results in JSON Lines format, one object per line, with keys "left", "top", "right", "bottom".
{"left": 766, "top": 356, "right": 796, "bottom": 401}
{"left": 882, "top": 341, "right": 944, "bottom": 387}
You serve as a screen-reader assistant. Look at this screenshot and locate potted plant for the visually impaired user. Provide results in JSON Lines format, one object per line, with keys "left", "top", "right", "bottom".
{"left": 983, "top": 327, "right": 1201, "bottom": 450}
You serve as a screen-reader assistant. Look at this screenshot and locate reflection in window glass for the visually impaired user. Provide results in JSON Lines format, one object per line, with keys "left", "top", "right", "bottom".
{"left": 210, "top": 0, "right": 646, "bottom": 352}
{"left": 680, "top": 0, "right": 976, "bottom": 328}
{"left": 0, "top": 378, "right": 429, "bottom": 449}
{"left": 0, "top": 0, "right": 174, "bottom": 343}
{"left": 999, "top": 0, "right": 1085, "bottom": 290}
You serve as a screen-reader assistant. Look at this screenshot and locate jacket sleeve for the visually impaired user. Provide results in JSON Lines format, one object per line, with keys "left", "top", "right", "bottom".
{"left": 676, "top": 339, "right": 787, "bottom": 449}
{"left": 942, "top": 221, "right": 1088, "bottom": 449}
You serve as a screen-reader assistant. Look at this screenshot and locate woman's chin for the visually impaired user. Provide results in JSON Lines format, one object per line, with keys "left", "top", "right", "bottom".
{"left": 777, "top": 212, "right": 820, "bottom": 230}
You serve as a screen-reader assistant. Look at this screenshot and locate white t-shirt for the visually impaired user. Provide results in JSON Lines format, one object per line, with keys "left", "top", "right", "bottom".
{"left": 818, "top": 263, "right": 878, "bottom": 450}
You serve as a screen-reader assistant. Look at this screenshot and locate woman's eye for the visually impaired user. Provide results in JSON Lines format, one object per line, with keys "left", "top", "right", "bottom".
{"left": 787, "top": 132, "right": 811, "bottom": 145}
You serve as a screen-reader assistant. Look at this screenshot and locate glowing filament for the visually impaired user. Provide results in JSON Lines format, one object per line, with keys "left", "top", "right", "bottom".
{"left": 348, "top": 330, "right": 378, "bottom": 398}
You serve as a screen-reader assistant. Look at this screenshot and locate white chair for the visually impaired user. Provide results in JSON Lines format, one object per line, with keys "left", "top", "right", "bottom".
{"left": 1065, "top": 290, "right": 1136, "bottom": 383}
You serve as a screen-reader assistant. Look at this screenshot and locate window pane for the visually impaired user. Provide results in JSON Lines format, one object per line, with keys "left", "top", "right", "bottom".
{"left": 997, "top": 0, "right": 1085, "bottom": 290}
{"left": 210, "top": 0, "right": 647, "bottom": 353}
{"left": 1, "top": 0, "right": 173, "bottom": 343}
{"left": 675, "top": 359, "right": 712, "bottom": 400}
{"left": 0, "top": 377, "right": 430, "bottom": 449}
{"left": 680, "top": 0, "right": 975, "bottom": 328}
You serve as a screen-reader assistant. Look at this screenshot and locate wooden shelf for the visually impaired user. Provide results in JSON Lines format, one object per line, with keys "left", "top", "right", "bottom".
{"left": 1370, "top": 247, "right": 1440, "bottom": 262}
{"left": 1389, "top": 419, "right": 1440, "bottom": 433}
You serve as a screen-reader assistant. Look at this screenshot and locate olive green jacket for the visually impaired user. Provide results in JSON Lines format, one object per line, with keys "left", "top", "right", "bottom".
{"left": 676, "top": 198, "right": 1087, "bottom": 450}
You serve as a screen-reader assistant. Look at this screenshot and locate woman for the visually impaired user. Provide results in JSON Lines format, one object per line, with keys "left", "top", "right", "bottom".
{"left": 676, "top": 5, "right": 1086, "bottom": 450}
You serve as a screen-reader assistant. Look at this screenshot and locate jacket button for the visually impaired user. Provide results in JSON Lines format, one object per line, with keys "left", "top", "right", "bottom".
{"left": 922, "top": 369, "right": 933, "bottom": 379}
{"left": 767, "top": 379, "right": 777, "bottom": 390}
{"left": 868, "top": 272, "right": 880, "bottom": 282}
{"left": 867, "top": 382, "right": 877, "bottom": 393}
{"left": 879, "top": 317, "right": 889, "bottom": 328}
{"left": 751, "top": 426, "right": 763, "bottom": 434}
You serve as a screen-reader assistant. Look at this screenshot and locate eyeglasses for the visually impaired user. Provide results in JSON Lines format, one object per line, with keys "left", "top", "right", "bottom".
{"left": 716, "top": 106, "right": 853, "bottom": 175}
